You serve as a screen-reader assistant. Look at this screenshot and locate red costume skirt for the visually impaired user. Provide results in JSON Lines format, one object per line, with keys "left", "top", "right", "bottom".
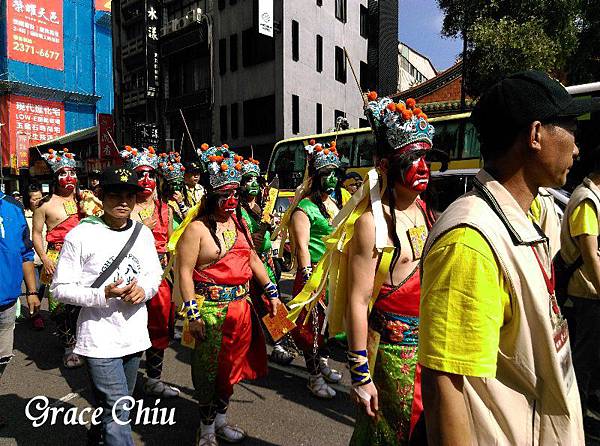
{"left": 147, "top": 278, "right": 174, "bottom": 350}
{"left": 191, "top": 295, "right": 267, "bottom": 405}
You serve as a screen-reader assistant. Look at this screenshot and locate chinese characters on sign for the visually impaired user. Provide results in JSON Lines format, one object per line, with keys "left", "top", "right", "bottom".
{"left": 6, "top": 0, "right": 64, "bottom": 70}
{"left": 3, "top": 95, "right": 65, "bottom": 168}
{"left": 97, "top": 113, "right": 115, "bottom": 160}
{"left": 134, "top": 122, "right": 159, "bottom": 147}
{"left": 145, "top": 0, "right": 160, "bottom": 98}
{"left": 15, "top": 132, "right": 30, "bottom": 169}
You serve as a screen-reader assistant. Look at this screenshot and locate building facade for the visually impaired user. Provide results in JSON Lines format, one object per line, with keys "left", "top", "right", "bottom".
{"left": 0, "top": 0, "right": 113, "bottom": 186}
{"left": 113, "top": 0, "right": 398, "bottom": 162}
{"left": 397, "top": 42, "right": 436, "bottom": 92}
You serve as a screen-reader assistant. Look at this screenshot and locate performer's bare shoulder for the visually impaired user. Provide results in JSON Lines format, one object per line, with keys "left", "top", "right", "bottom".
{"left": 33, "top": 195, "right": 71, "bottom": 232}
{"left": 178, "top": 218, "right": 228, "bottom": 269}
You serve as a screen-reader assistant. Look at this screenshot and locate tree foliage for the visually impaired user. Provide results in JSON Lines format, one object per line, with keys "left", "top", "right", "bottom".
{"left": 436, "top": 0, "right": 582, "bottom": 96}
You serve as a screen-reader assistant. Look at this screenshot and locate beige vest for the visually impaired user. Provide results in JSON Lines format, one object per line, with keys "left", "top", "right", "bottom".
{"left": 559, "top": 177, "right": 600, "bottom": 298}
{"left": 423, "top": 170, "right": 583, "bottom": 445}
{"left": 536, "top": 188, "right": 562, "bottom": 259}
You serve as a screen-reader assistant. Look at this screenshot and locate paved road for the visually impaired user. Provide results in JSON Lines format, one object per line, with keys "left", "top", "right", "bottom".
{"left": 0, "top": 275, "right": 355, "bottom": 446}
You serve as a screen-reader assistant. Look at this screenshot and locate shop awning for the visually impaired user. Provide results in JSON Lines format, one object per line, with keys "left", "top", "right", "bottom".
{"left": 34, "top": 125, "right": 97, "bottom": 148}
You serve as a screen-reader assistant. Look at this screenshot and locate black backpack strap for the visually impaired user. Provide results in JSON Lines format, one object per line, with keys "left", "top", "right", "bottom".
{"left": 91, "top": 222, "right": 143, "bottom": 289}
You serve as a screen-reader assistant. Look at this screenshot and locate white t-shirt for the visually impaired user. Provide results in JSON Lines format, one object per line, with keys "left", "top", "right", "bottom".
{"left": 51, "top": 218, "right": 162, "bottom": 358}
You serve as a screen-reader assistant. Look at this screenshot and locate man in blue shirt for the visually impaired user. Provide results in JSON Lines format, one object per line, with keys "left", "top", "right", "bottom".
{"left": 0, "top": 190, "right": 40, "bottom": 383}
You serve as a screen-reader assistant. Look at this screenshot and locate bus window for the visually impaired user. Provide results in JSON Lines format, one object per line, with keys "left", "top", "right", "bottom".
{"left": 463, "top": 122, "right": 481, "bottom": 159}
{"left": 353, "top": 132, "right": 376, "bottom": 167}
{"left": 271, "top": 141, "right": 306, "bottom": 189}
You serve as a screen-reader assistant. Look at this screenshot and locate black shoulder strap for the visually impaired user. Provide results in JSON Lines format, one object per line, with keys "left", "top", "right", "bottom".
{"left": 91, "top": 221, "right": 143, "bottom": 288}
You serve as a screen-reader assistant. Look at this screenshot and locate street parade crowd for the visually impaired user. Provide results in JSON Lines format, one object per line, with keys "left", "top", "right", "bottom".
{"left": 1, "top": 70, "right": 600, "bottom": 445}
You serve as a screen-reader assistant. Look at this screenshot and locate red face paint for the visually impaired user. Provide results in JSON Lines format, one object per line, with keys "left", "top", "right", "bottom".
{"left": 402, "top": 156, "right": 430, "bottom": 192}
{"left": 135, "top": 166, "right": 156, "bottom": 198}
{"left": 216, "top": 188, "right": 239, "bottom": 215}
{"left": 57, "top": 168, "right": 78, "bottom": 191}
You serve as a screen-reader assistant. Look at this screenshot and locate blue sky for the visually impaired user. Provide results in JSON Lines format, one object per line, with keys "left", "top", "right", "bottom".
{"left": 398, "top": 0, "right": 463, "bottom": 72}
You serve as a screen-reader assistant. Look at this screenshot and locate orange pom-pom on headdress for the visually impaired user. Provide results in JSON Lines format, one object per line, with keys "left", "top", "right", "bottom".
{"left": 220, "top": 163, "right": 228, "bottom": 172}
{"left": 402, "top": 110, "right": 413, "bottom": 121}
{"left": 367, "top": 91, "right": 378, "bottom": 101}
{"left": 406, "top": 98, "right": 416, "bottom": 108}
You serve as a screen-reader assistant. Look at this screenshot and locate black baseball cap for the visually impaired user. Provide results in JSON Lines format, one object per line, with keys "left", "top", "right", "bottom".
{"left": 472, "top": 70, "right": 600, "bottom": 144}
{"left": 183, "top": 161, "right": 202, "bottom": 173}
{"left": 100, "top": 166, "right": 144, "bottom": 192}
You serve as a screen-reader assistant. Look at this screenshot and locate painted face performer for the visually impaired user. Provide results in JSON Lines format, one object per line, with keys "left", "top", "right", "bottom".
{"left": 284, "top": 141, "right": 350, "bottom": 398}
{"left": 32, "top": 148, "right": 84, "bottom": 369}
{"left": 239, "top": 158, "right": 295, "bottom": 365}
{"left": 158, "top": 152, "right": 187, "bottom": 229}
{"left": 292, "top": 93, "right": 437, "bottom": 444}
{"left": 345, "top": 93, "right": 437, "bottom": 445}
{"left": 175, "top": 145, "right": 281, "bottom": 446}
{"left": 119, "top": 145, "right": 179, "bottom": 399}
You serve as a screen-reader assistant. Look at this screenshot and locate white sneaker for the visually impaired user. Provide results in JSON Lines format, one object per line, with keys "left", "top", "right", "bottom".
{"left": 144, "top": 378, "right": 180, "bottom": 398}
{"left": 319, "top": 357, "right": 342, "bottom": 384}
{"left": 308, "top": 374, "right": 336, "bottom": 399}
{"left": 196, "top": 422, "right": 218, "bottom": 446}
{"left": 215, "top": 412, "right": 246, "bottom": 443}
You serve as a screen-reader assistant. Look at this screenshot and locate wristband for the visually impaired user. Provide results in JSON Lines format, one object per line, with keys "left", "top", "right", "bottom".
{"left": 263, "top": 281, "right": 279, "bottom": 300}
{"left": 182, "top": 300, "right": 201, "bottom": 321}
{"left": 347, "top": 349, "right": 372, "bottom": 387}
{"left": 300, "top": 265, "right": 313, "bottom": 283}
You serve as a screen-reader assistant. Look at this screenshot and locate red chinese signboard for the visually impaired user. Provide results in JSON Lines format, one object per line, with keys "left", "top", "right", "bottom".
{"left": 95, "top": 0, "right": 111, "bottom": 12}
{"left": 97, "top": 113, "right": 115, "bottom": 160}
{"left": 6, "top": 0, "right": 64, "bottom": 71}
{"left": 1, "top": 95, "right": 65, "bottom": 169}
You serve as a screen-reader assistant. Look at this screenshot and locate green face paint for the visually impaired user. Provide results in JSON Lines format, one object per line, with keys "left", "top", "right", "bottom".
{"left": 244, "top": 176, "right": 260, "bottom": 196}
{"left": 321, "top": 171, "right": 338, "bottom": 192}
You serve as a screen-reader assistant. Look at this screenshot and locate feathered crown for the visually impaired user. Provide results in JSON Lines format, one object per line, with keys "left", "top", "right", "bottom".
{"left": 305, "top": 140, "right": 341, "bottom": 171}
{"left": 242, "top": 158, "right": 261, "bottom": 177}
{"left": 41, "top": 148, "right": 77, "bottom": 173}
{"left": 119, "top": 146, "right": 159, "bottom": 170}
{"left": 157, "top": 152, "right": 186, "bottom": 183}
{"left": 365, "top": 92, "right": 434, "bottom": 152}
{"left": 197, "top": 143, "right": 243, "bottom": 189}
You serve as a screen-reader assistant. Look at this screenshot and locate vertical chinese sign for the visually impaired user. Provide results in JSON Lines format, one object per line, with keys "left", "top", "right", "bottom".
{"left": 97, "top": 113, "right": 115, "bottom": 160}
{"left": 1, "top": 95, "right": 65, "bottom": 169}
{"left": 145, "top": 0, "right": 160, "bottom": 99}
{"left": 6, "top": 0, "right": 64, "bottom": 71}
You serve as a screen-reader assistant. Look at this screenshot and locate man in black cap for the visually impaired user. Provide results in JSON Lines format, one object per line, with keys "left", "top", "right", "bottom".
{"left": 182, "top": 161, "right": 204, "bottom": 208}
{"left": 51, "top": 166, "right": 162, "bottom": 445}
{"left": 419, "top": 71, "right": 598, "bottom": 444}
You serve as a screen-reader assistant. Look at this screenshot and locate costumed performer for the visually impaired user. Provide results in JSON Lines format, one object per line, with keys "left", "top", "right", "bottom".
{"left": 239, "top": 158, "right": 295, "bottom": 365}
{"left": 284, "top": 141, "right": 349, "bottom": 398}
{"left": 120, "top": 146, "right": 179, "bottom": 398}
{"left": 32, "top": 148, "right": 85, "bottom": 368}
{"left": 175, "top": 144, "right": 282, "bottom": 446}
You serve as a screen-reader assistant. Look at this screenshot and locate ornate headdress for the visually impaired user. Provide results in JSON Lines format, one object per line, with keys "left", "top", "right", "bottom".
{"left": 305, "top": 140, "right": 341, "bottom": 171}
{"left": 41, "top": 148, "right": 77, "bottom": 173}
{"left": 365, "top": 92, "right": 434, "bottom": 152}
{"left": 119, "top": 146, "right": 159, "bottom": 170}
{"left": 158, "top": 152, "right": 186, "bottom": 184}
{"left": 242, "top": 158, "right": 261, "bottom": 177}
{"left": 197, "top": 143, "right": 243, "bottom": 189}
